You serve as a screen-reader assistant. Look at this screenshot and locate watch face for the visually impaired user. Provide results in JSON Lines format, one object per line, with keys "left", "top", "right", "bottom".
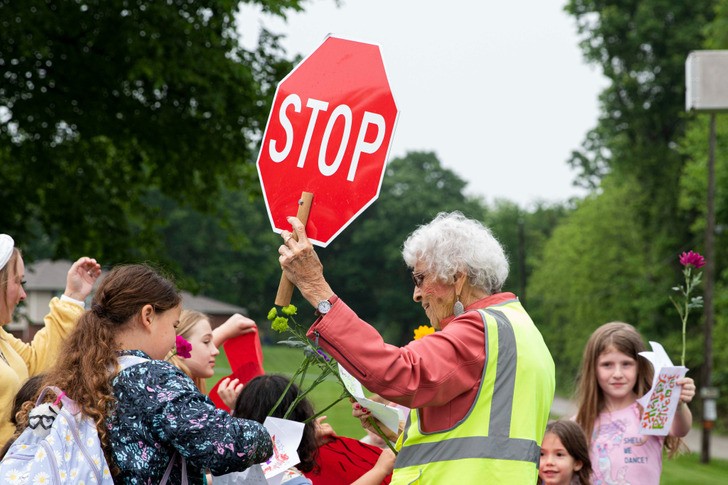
{"left": 317, "top": 300, "right": 332, "bottom": 314}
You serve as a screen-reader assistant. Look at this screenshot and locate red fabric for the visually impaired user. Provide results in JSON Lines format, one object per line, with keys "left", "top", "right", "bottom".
{"left": 209, "top": 332, "right": 265, "bottom": 411}
{"left": 303, "top": 436, "right": 391, "bottom": 485}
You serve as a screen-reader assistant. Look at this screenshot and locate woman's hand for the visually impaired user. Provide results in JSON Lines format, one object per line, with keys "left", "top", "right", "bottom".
{"left": 213, "top": 313, "right": 257, "bottom": 347}
{"left": 64, "top": 257, "right": 101, "bottom": 301}
{"left": 278, "top": 217, "right": 334, "bottom": 307}
{"left": 678, "top": 377, "right": 696, "bottom": 404}
{"left": 351, "top": 398, "right": 399, "bottom": 443}
{"left": 218, "top": 377, "right": 244, "bottom": 410}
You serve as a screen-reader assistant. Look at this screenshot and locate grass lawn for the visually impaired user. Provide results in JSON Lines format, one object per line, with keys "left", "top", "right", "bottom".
{"left": 662, "top": 452, "right": 728, "bottom": 484}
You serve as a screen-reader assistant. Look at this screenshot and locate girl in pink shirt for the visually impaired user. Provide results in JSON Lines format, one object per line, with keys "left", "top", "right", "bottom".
{"left": 574, "top": 322, "right": 695, "bottom": 485}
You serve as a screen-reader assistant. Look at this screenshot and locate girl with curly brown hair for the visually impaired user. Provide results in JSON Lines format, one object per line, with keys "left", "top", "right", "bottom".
{"left": 13, "top": 263, "right": 272, "bottom": 484}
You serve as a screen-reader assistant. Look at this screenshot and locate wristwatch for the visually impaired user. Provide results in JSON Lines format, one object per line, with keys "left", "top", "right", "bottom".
{"left": 316, "top": 295, "right": 338, "bottom": 316}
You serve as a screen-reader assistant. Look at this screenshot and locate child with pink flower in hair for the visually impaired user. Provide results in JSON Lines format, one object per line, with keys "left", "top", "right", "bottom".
{"left": 167, "top": 309, "right": 258, "bottom": 408}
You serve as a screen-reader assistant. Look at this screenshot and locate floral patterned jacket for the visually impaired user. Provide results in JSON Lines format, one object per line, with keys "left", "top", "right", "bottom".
{"left": 108, "top": 350, "right": 272, "bottom": 484}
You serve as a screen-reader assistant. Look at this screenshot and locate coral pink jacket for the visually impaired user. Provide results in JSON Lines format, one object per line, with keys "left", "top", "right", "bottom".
{"left": 307, "top": 292, "right": 517, "bottom": 433}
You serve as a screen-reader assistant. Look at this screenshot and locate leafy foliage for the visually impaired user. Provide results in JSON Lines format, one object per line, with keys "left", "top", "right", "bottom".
{"left": 0, "top": 0, "right": 303, "bottom": 262}
{"left": 527, "top": 176, "right": 664, "bottom": 392}
{"left": 564, "top": 0, "right": 714, "bottom": 235}
{"left": 483, "top": 199, "right": 571, "bottom": 306}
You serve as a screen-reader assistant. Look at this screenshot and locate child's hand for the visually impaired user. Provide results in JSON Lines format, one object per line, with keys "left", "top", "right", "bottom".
{"left": 314, "top": 416, "right": 337, "bottom": 445}
{"left": 218, "top": 377, "right": 243, "bottom": 410}
{"left": 373, "top": 448, "right": 396, "bottom": 475}
{"left": 214, "top": 313, "right": 257, "bottom": 345}
{"left": 677, "top": 377, "right": 696, "bottom": 404}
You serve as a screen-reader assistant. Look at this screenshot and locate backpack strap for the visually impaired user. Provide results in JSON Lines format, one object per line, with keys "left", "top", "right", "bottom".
{"left": 160, "top": 452, "right": 188, "bottom": 485}
{"left": 35, "top": 386, "right": 81, "bottom": 414}
{"left": 37, "top": 356, "right": 150, "bottom": 414}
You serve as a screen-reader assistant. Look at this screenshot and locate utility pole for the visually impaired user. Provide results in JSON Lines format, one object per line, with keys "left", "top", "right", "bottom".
{"left": 701, "top": 113, "right": 716, "bottom": 463}
{"left": 686, "top": 50, "right": 728, "bottom": 464}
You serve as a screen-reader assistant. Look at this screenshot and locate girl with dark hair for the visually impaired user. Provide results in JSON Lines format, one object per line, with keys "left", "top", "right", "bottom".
{"left": 218, "top": 374, "right": 395, "bottom": 485}
{"left": 234, "top": 374, "right": 319, "bottom": 477}
{"left": 0, "top": 374, "right": 45, "bottom": 460}
{"left": 539, "top": 420, "right": 592, "bottom": 485}
{"left": 12, "top": 264, "right": 272, "bottom": 484}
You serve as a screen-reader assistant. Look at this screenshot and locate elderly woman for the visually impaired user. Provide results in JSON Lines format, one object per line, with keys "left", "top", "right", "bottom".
{"left": 278, "top": 211, "right": 555, "bottom": 484}
{"left": 0, "top": 234, "right": 100, "bottom": 443}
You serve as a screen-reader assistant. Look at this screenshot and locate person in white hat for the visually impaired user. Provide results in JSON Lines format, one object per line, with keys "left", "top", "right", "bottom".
{"left": 0, "top": 234, "right": 101, "bottom": 443}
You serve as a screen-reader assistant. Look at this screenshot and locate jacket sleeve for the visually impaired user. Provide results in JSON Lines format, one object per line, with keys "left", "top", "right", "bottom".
{"left": 147, "top": 364, "right": 273, "bottom": 475}
{"left": 307, "top": 299, "right": 485, "bottom": 408}
{"left": 6, "top": 297, "right": 84, "bottom": 375}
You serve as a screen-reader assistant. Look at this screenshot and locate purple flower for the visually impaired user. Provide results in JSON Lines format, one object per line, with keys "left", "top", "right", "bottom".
{"left": 175, "top": 335, "right": 192, "bottom": 359}
{"left": 679, "top": 251, "right": 705, "bottom": 269}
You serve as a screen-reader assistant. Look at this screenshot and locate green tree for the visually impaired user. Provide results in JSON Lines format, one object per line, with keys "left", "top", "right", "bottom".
{"left": 0, "top": 0, "right": 305, "bottom": 262}
{"left": 483, "top": 199, "right": 571, "bottom": 305}
{"left": 528, "top": 176, "right": 664, "bottom": 392}
{"left": 550, "top": 0, "right": 720, "bottom": 394}
{"left": 152, "top": 188, "right": 283, "bottom": 320}
{"left": 564, "top": 0, "right": 714, "bottom": 241}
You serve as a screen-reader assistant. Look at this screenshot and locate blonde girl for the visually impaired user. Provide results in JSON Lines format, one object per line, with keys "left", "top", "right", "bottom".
{"left": 168, "top": 309, "right": 256, "bottom": 406}
{"left": 575, "top": 322, "right": 695, "bottom": 484}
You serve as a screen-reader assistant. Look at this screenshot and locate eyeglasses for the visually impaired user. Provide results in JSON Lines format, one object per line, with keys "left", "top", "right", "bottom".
{"left": 411, "top": 271, "right": 426, "bottom": 288}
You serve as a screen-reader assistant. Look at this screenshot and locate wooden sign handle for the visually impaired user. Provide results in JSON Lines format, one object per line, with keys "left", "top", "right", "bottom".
{"left": 275, "top": 192, "right": 314, "bottom": 306}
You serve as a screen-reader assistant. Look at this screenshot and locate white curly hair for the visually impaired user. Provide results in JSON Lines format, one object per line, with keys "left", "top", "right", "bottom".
{"left": 402, "top": 211, "right": 509, "bottom": 294}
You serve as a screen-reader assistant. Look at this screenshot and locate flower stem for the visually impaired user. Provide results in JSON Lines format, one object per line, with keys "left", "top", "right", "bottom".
{"left": 367, "top": 416, "right": 399, "bottom": 455}
{"left": 305, "top": 393, "right": 351, "bottom": 424}
{"left": 268, "top": 360, "right": 306, "bottom": 417}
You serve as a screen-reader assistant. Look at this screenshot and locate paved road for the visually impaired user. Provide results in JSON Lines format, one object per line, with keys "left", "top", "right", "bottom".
{"left": 551, "top": 396, "right": 728, "bottom": 460}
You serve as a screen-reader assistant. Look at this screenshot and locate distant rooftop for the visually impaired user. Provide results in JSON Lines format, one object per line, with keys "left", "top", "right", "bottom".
{"left": 180, "top": 292, "right": 245, "bottom": 315}
{"left": 24, "top": 260, "right": 246, "bottom": 315}
{"left": 24, "top": 259, "right": 70, "bottom": 290}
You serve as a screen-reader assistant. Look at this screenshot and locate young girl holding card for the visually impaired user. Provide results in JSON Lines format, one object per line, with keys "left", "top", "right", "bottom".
{"left": 574, "top": 322, "right": 695, "bottom": 484}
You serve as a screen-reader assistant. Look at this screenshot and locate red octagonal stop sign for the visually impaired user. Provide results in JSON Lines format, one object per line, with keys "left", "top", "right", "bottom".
{"left": 256, "top": 35, "right": 399, "bottom": 247}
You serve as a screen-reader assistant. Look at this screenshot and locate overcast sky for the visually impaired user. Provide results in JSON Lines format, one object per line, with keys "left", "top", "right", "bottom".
{"left": 237, "top": 1, "right": 608, "bottom": 207}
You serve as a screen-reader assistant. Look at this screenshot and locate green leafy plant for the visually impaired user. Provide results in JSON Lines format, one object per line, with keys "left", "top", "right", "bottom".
{"left": 267, "top": 305, "right": 397, "bottom": 453}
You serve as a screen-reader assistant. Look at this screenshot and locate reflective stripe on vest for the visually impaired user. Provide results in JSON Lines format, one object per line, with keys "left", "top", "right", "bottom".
{"left": 394, "top": 301, "right": 549, "bottom": 476}
{"left": 395, "top": 435, "right": 540, "bottom": 466}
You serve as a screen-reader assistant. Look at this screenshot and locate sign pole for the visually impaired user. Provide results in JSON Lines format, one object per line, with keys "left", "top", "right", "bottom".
{"left": 275, "top": 192, "right": 314, "bottom": 306}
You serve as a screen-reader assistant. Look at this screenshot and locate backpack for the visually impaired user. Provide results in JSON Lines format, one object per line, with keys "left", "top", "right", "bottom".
{"left": 0, "top": 385, "right": 113, "bottom": 484}
{"left": 0, "top": 355, "right": 186, "bottom": 485}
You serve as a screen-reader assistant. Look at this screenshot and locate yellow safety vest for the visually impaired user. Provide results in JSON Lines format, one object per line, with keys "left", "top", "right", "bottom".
{"left": 392, "top": 299, "right": 555, "bottom": 484}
